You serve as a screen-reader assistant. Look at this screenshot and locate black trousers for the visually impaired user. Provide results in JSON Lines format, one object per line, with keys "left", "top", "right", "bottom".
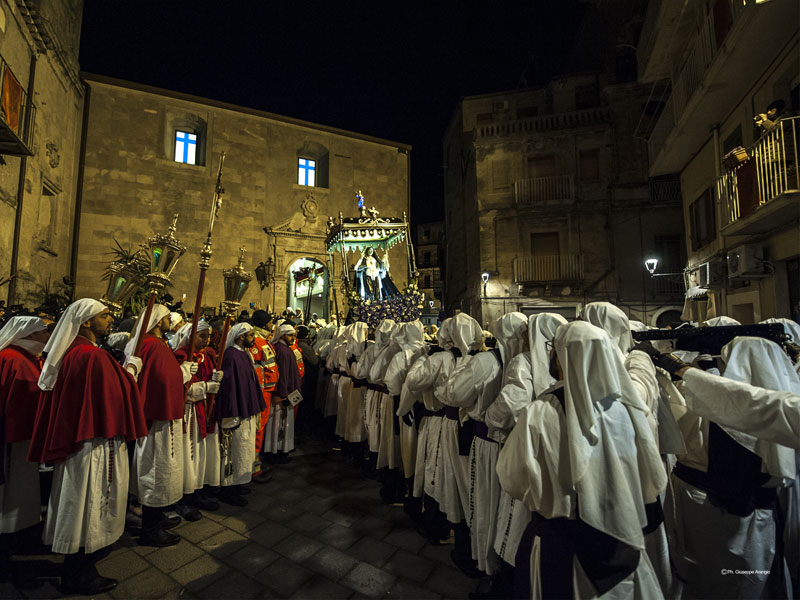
{"left": 62, "top": 546, "right": 112, "bottom": 581}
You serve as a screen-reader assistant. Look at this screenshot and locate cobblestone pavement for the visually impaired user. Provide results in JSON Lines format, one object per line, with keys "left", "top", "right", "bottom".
{"left": 1, "top": 435, "right": 478, "bottom": 599}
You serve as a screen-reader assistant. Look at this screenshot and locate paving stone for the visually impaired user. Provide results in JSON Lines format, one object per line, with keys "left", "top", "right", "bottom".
{"left": 388, "top": 578, "right": 442, "bottom": 599}
{"left": 224, "top": 542, "right": 280, "bottom": 575}
{"left": 16, "top": 580, "right": 62, "bottom": 599}
{"left": 419, "top": 541, "right": 456, "bottom": 566}
{"left": 109, "top": 566, "right": 178, "bottom": 599}
{"left": 424, "top": 563, "right": 478, "bottom": 598}
{"left": 322, "top": 507, "right": 363, "bottom": 527}
{"left": 273, "top": 532, "right": 323, "bottom": 563}
{"left": 197, "top": 528, "right": 248, "bottom": 558}
{"left": 382, "top": 549, "right": 436, "bottom": 583}
{"left": 346, "top": 536, "right": 396, "bottom": 568}
{"left": 315, "top": 523, "right": 362, "bottom": 550}
{"left": 290, "top": 576, "right": 353, "bottom": 599}
{"left": 288, "top": 511, "right": 330, "bottom": 535}
{"left": 170, "top": 555, "right": 229, "bottom": 592}
{"left": 351, "top": 515, "right": 393, "bottom": 540}
{"left": 340, "top": 562, "right": 396, "bottom": 597}
{"left": 250, "top": 521, "right": 293, "bottom": 548}
{"left": 267, "top": 504, "right": 303, "bottom": 524}
{"left": 383, "top": 528, "right": 427, "bottom": 554}
{"left": 174, "top": 519, "right": 225, "bottom": 544}
{"left": 303, "top": 546, "right": 360, "bottom": 581}
{"left": 96, "top": 548, "right": 151, "bottom": 581}
{"left": 146, "top": 540, "right": 205, "bottom": 574}
{"left": 220, "top": 510, "right": 266, "bottom": 534}
{"left": 196, "top": 572, "right": 266, "bottom": 599}
{"left": 255, "top": 557, "right": 313, "bottom": 598}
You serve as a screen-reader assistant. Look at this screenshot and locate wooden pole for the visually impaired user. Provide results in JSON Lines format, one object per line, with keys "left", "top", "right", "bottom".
{"left": 132, "top": 291, "right": 157, "bottom": 357}
{"left": 206, "top": 313, "right": 233, "bottom": 427}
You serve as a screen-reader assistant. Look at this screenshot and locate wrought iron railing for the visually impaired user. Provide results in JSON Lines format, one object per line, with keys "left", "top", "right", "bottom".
{"left": 717, "top": 116, "right": 800, "bottom": 226}
{"left": 477, "top": 107, "right": 609, "bottom": 139}
{"left": 512, "top": 254, "right": 584, "bottom": 283}
{"left": 514, "top": 175, "right": 574, "bottom": 206}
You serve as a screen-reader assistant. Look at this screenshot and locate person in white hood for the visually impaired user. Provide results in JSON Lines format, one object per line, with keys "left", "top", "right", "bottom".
{"left": 497, "top": 321, "right": 666, "bottom": 599}
{"left": 404, "top": 317, "right": 456, "bottom": 543}
{"left": 323, "top": 326, "right": 348, "bottom": 426}
{"left": 337, "top": 322, "right": 369, "bottom": 448}
{"left": 486, "top": 312, "right": 566, "bottom": 589}
{"left": 445, "top": 312, "right": 527, "bottom": 580}
{"left": 660, "top": 336, "right": 798, "bottom": 599}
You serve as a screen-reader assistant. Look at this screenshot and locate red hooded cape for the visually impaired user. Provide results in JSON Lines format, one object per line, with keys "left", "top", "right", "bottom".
{"left": 174, "top": 346, "right": 216, "bottom": 438}
{"left": 28, "top": 336, "right": 147, "bottom": 464}
{"left": 0, "top": 346, "right": 42, "bottom": 443}
{"left": 138, "top": 334, "right": 186, "bottom": 425}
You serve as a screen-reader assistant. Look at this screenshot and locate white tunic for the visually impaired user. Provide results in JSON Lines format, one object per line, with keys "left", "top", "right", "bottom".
{"left": 182, "top": 403, "right": 206, "bottom": 493}
{"left": 204, "top": 430, "right": 221, "bottom": 487}
{"left": 263, "top": 401, "right": 295, "bottom": 454}
{"left": 131, "top": 418, "right": 184, "bottom": 507}
{"left": 0, "top": 440, "right": 41, "bottom": 533}
{"left": 220, "top": 415, "right": 258, "bottom": 486}
{"left": 45, "top": 437, "right": 128, "bottom": 554}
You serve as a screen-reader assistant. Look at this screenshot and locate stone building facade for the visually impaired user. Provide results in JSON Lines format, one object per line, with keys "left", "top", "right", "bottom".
{"left": 75, "top": 75, "right": 411, "bottom": 318}
{"left": 415, "top": 221, "right": 444, "bottom": 324}
{"left": 0, "top": 0, "right": 85, "bottom": 306}
{"left": 443, "top": 74, "right": 686, "bottom": 328}
{"left": 638, "top": 0, "right": 799, "bottom": 323}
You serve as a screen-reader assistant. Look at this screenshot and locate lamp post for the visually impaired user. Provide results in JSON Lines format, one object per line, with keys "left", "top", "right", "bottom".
{"left": 481, "top": 271, "right": 489, "bottom": 297}
{"left": 131, "top": 214, "right": 187, "bottom": 357}
{"left": 644, "top": 258, "right": 684, "bottom": 278}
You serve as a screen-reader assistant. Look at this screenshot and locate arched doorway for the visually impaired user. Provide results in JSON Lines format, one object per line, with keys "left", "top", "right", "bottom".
{"left": 286, "top": 257, "right": 329, "bottom": 320}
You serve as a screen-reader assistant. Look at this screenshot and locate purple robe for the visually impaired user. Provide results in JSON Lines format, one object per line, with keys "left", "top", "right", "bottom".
{"left": 215, "top": 347, "right": 266, "bottom": 420}
{"left": 274, "top": 341, "right": 301, "bottom": 399}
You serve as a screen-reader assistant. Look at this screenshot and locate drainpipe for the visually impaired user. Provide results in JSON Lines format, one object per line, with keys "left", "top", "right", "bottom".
{"left": 70, "top": 80, "right": 91, "bottom": 289}
{"left": 7, "top": 53, "right": 37, "bottom": 305}
{"left": 712, "top": 125, "right": 723, "bottom": 314}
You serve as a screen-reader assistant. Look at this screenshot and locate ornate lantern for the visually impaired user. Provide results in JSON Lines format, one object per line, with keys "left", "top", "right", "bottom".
{"left": 145, "top": 214, "right": 187, "bottom": 293}
{"left": 101, "top": 259, "right": 147, "bottom": 315}
{"left": 221, "top": 247, "right": 253, "bottom": 315}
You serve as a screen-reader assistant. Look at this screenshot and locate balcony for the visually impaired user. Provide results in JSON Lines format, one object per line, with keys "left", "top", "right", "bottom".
{"left": 514, "top": 175, "right": 574, "bottom": 207}
{"left": 717, "top": 117, "right": 800, "bottom": 236}
{"left": 512, "top": 254, "right": 584, "bottom": 284}
{"left": 0, "top": 55, "right": 34, "bottom": 156}
{"left": 647, "top": 0, "right": 797, "bottom": 175}
{"left": 476, "top": 107, "right": 609, "bottom": 140}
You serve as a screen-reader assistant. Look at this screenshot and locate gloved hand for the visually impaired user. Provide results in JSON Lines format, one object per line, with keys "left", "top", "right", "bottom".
{"left": 786, "top": 342, "right": 800, "bottom": 364}
{"left": 631, "top": 341, "right": 659, "bottom": 359}
{"left": 205, "top": 381, "right": 221, "bottom": 395}
{"left": 633, "top": 342, "right": 691, "bottom": 378}
{"left": 693, "top": 353, "right": 716, "bottom": 371}
{"left": 281, "top": 399, "right": 291, "bottom": 408}
{"left": 124, "top": 356, "right": 143, "bottom": 380}
{"left": 187, "top": 382, "right": 207, "bottom": 401}
{"left": 180, "top": 361, "right": 198, "bottom": 383}
{"left": 402, "top": 413, "right": 414, "bottom": 427}
{"left": 211, "top": 370, "right": 223, "bottom": 382}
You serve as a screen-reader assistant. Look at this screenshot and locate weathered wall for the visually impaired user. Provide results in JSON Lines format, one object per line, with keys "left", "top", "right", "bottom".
{"left": 76, "top": 77, "right": 410, "bottom": 314}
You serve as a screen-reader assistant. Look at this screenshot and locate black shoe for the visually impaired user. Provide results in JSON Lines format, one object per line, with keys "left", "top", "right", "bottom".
{"left": 219, "top": 491, "right": 248, "bottom": 507}
{"left": 186, "top": 493, "right": 220, "bottom": 511}
{"left": 451, "top": 550, "right": 483, "bottom": 579}
{"left": 238, "top": 485, "right": 252, "bottom": 495}
{"left": 253, "top": 471, "right": 273, "bottom": 484}
{"left": 61, "top": 575, "right": 118, "bottom": 595}
{"left": 175, "top": 503, "right": 203, "bottom": 522}
{"left": 160, "top": 513, "right": 181, "bottom": 529}
{"left": 139, "top": 527, "right": 180, "bottom": 547}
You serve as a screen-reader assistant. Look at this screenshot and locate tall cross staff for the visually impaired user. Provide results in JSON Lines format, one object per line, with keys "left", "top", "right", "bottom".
{"left": 188, "top": 152, "right": 226, "bottom": 358}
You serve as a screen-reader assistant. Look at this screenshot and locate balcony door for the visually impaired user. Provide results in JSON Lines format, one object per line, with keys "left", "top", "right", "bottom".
{"left": 531, "top": 232, "right": 560, "bottom": 280}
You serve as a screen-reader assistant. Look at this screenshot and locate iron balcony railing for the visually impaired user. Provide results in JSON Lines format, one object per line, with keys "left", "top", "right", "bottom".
{"left": 476, "top": 107, "right": 610, "bottom": 139}
{"left": 649, "top": 174, "right": 682, "bottom": 204}
{"left": 512, "top": 254, "right": 584, "bottom": 283}
{"left": 514, "top": 175, "right": 574, "bottom": 206}
{"left": 717, "top": 116, "right": 800, "bottom": 227}
{"left": 0, "top": 53, "right": 35, "bottom": 153}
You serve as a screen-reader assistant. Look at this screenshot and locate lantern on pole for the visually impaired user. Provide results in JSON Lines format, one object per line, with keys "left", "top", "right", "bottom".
{"left": 100, "top": 257, "right": 148, "bottom": 316}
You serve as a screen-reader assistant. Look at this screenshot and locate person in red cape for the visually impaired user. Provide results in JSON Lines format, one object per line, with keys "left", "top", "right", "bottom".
{"left": 0, "top": 316, "right": 49, "bottom": 580}
{"left": 173, "top": 320, "right": 222, "bottom": 511}
{"left": 29, "top": 299, "right": 146, "bottom": 595}
{"left": 125, "top": 304, "right": 192, "bottom": 547}
{"left": 248, "top": 310, "right": 276, "bottom": 482}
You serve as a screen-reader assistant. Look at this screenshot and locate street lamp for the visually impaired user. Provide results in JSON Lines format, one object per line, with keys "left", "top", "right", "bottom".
{"left": 255, "top": 257, "right": 276, "bottom": 290}
{"left": 645, "top": 258, "right": 658, "bottom": 275}
{"left": 481, "top": 271, "right": 489, "bottom": 297}
{"left": 429, "top": 299, "right": 434, "bottom": 309}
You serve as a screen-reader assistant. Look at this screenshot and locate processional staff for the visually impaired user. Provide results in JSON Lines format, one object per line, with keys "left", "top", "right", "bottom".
{"left": 188, "top": 152, "right": 226, "bottom": 358}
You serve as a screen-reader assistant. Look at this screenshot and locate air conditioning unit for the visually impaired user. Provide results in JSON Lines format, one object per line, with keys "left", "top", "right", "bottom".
{"left": 493, "top": 100, "right": 509, "bottom": 112}
{"left": 692, "top": 259, "right": 725, "bottom": 287}
{"left": 727, "top": 245, "right": 767, "bottom": 279}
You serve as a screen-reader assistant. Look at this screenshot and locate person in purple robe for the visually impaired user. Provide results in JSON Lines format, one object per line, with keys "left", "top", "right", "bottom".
{"left": 215, "top": 323, "right": 266, "bottom": 506}
{"left": 263, "top": 323, "right": 302, "bottom": 464}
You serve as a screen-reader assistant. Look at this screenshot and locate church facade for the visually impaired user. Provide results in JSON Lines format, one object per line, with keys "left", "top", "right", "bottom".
{"left": 74, "top": 74, "right": 411, "bottom": 318}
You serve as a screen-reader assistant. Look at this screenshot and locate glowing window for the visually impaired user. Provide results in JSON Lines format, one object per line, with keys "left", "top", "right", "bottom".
{"left": 174, "top": 130, "right": 197, "bottom": 164}
{"left": 298, "top": 157, "right": 316, "bottom": 186}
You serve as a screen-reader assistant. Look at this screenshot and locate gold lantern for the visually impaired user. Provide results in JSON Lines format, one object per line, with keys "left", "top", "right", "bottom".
{"left": 221, "top": 247, "right": 253, "bottom": 316}
{"left": 145, "top": 214, "right": 187, "bottom": 293}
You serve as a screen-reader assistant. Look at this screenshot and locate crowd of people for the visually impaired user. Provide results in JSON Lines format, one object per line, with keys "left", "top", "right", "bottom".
{"left": 1, "top": 296, "right": 800, "bottom": 598}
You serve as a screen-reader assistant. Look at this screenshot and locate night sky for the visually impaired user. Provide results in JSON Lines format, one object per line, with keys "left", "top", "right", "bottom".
{"left": 80, "top": 1, "right": 583, "bottom": 224}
